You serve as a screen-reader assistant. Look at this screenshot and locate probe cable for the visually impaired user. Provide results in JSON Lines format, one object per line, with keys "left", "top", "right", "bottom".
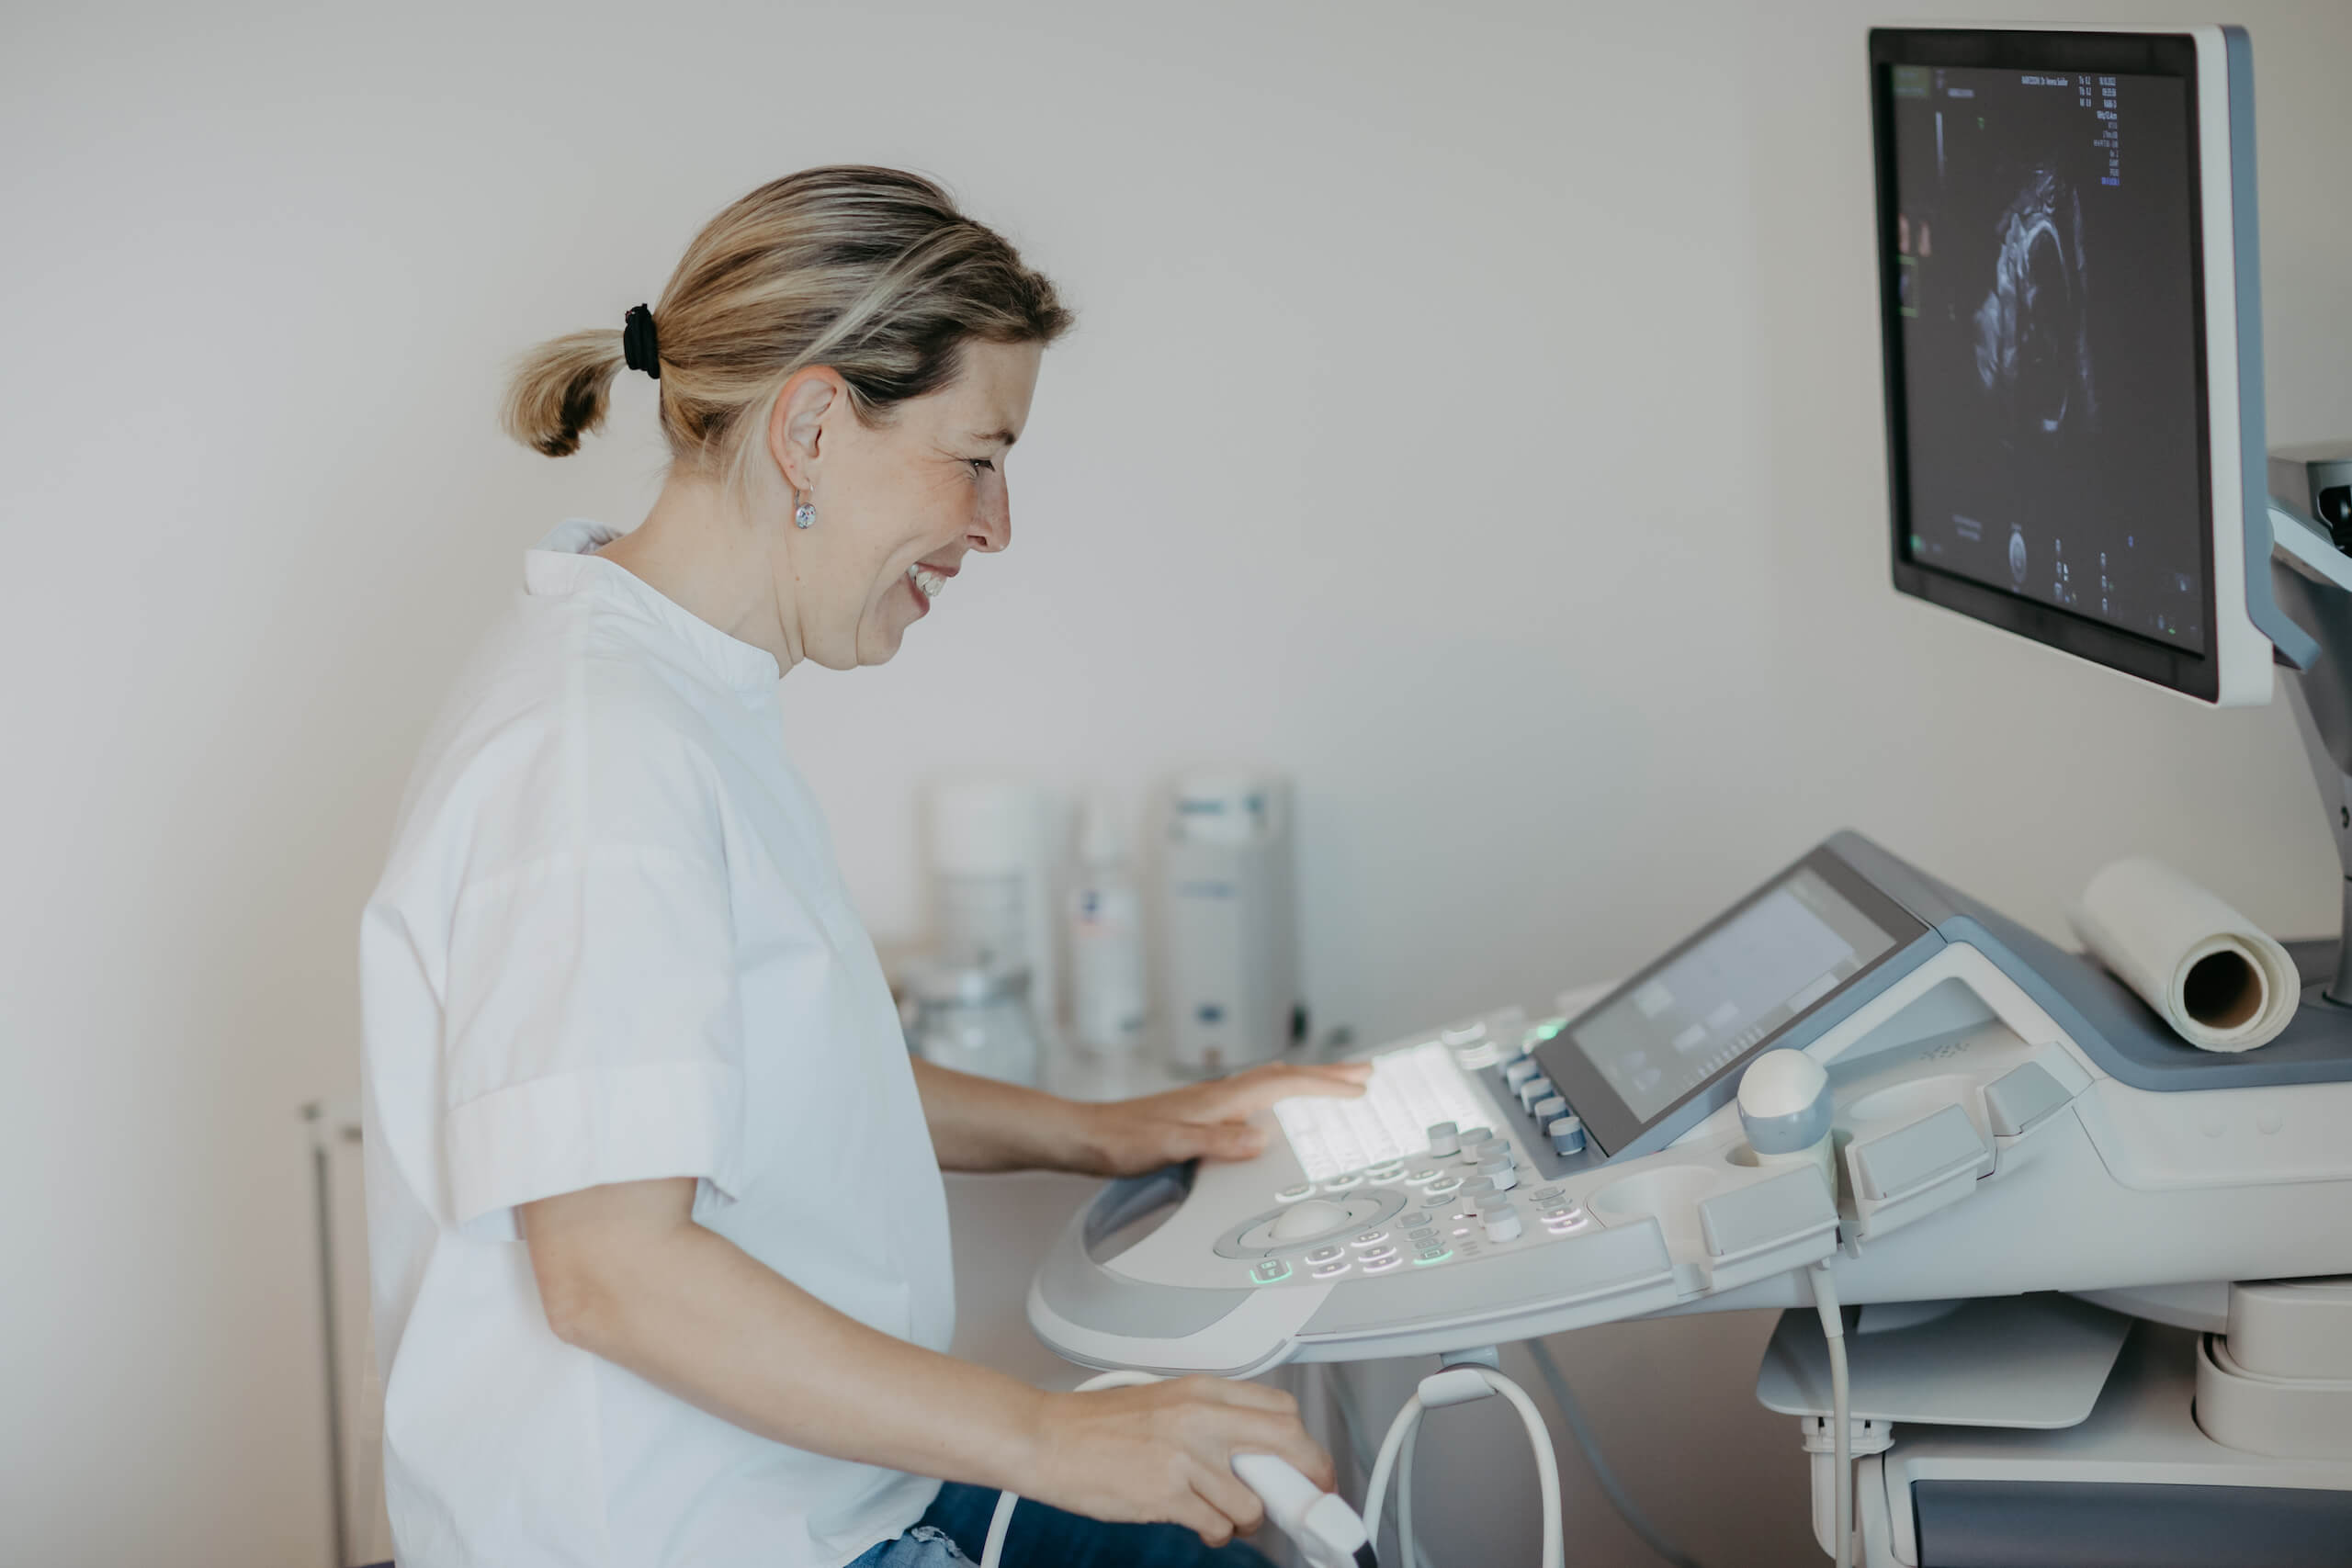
{"left": 1325, "top": 1359, "right": 1452, "bottom": 1568}
{"left": 1808, "top": 1263, "right": 1854, "bottom": 1568}
{"left": 1363, "top": 1362, "right": 1564, "bottom": 1568}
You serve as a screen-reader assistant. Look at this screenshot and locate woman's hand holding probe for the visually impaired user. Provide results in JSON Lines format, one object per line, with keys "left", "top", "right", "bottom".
{"left": 1020, "top": 1374, "right": 1339, "bottom": 1548}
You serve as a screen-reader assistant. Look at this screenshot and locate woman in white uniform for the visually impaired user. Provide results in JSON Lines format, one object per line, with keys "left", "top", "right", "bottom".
{"left": 359, "top": 166, "right": 1367, "bottom": 1568}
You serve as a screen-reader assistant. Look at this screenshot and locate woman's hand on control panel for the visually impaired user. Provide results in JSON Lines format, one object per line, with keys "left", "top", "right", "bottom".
{"left": 1023, "top": 1375, "right": 1338, "bottom": 1548}
{"left": 1073, "top": 1062, "right": 1372, "bottom": 1177}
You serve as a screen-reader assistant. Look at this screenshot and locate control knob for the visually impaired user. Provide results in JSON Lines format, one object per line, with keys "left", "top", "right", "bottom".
{"left": 1547, "top": 1115, "right": 1587, "bottom": 1156}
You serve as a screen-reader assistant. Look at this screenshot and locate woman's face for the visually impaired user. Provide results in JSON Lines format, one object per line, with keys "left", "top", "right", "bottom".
{"left": 773, "top": 340, "right": 1043, "bottom": 670}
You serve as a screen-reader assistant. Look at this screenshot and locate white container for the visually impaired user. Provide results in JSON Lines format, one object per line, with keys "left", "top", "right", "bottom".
{"left": 926, "top": 777, "right": 1061, "bottom": 1042}
{"left": 1161, "top": 772, "right": 1301, "bottom": 1077}
{"left": 901, "top": 960, "right": 1043, "bottom": 1087}
{"left": 1068, "top": 794, "right": 1148, "bottom": 1058}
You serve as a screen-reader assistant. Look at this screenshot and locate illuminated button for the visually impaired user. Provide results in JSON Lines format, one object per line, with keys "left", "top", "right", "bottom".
{"left": 1366, "top": 1162, "right": 1406, "bottom": 1182}
{"left": 1312, "top": 1260, "right": 1351, "bottom": 1279}
{"left": 1358, "top": 1245, "right": 1399, "bottom": 1263}
{"left": 1451, "top": 1223, "right": 1474, "bottom": 1236}
{"left": 1424, "top": 1175, "right": 1462, "bottom": 1196}
{"left": 1306, "top": 1246, "right": 1345, "bottom": 1264}
{"left": 1516, "top": 1077, "right": 1555, "bottom": 1111}
{"left": 1532, "top": 1096, "right": 1568, "bottom": 1122}
{"left": 1275, "top": 1183, "right": 1315, "bottom": 1203}
{"left": 1527, "top": 1016, "right": 1568, "bottom": 1045}
{"left": 1482, "top": 1204, "right": 1524, "bottom": 1243}
{"left": 1319, "top": 1173, "right": 1364, "bottom": 1193}
{"left": 1361, "top": 1255, "right": 1402, "bottom": 1273}
{"left": 1250, "top": 1259, "right": 1293, "bottom": 1284}
{"left": 1351, "top": 1231, "right": 1390, "bottom": 1249}
{"left": 1405, "top": 1164, "right": 1446, "bottom": 1185}
{"left": 1504, "top": 1058, "right": 1540, "bottom": 1089}
{"left": 1413, "top": 1247, "right": 1453, "bottom": 1266}
{"left": 1547, "top": 1116, "right": 1588, "bottom": 1156}
{"left": 1425, "top": 1122, "right": 1461, "bottom": 1157}
{"left": 1544, "top": 1213, "right": 1589, "bottom": 1233}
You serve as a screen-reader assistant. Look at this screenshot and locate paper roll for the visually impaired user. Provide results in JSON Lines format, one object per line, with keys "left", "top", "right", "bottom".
{"left": 2068, "top": 857, "right": 2301, "bottom": 1053}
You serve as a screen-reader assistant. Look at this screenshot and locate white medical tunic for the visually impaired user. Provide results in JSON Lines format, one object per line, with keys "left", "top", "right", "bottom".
{"left": 359, "top": 519, "right": 954, "bottom": 1568}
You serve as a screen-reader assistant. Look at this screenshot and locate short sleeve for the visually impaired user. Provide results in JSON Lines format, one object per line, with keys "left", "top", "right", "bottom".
{"left": 441, "top": 841, "right": 744, "bottom": 1235}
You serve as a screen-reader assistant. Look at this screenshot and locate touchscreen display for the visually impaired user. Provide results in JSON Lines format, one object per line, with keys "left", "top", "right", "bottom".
{"left": 1566, "top": 870, "right": 1900, "bottom": 1123}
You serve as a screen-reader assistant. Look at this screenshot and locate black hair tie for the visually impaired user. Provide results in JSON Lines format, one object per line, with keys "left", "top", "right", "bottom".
{"left": 621, "top": 304, "right": 661, "bottom": 379}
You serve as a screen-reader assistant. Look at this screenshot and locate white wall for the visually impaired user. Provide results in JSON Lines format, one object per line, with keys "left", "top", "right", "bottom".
{"left": 5, "top": 2, "right": 2348, "bottom": 1562}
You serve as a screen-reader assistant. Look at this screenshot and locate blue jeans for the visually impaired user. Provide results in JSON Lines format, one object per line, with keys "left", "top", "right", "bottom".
{"left": 849, "top": 1481, "right": 1276, "bottom": 1567}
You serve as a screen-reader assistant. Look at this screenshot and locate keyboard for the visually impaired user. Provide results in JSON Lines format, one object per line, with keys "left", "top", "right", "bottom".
{"left": 1272, "top": 1041, "right": 1495, "bottom": 1182}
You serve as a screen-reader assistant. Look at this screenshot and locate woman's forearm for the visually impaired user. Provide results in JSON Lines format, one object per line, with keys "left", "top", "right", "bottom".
{"left": 910, "top": 1057, "right": 1096, "bottom": 1172}
{"left": 522, "top": 1178, "right": 1046, "bottom": 1490}
{"left": 523, "top": 1176, "right": 1342, "bottom": 1544}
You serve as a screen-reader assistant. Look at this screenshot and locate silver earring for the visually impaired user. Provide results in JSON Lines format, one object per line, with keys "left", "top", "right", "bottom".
{"left": 794, "top": 495, "right": 817, "bottom": 529}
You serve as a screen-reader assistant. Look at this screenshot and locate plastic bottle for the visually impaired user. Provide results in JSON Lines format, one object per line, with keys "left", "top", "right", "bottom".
{"left": 927, "top": 777, "right": 1059, "bottom": 1043}
{"left": 1068, "top": 794, "right": 1148, "bottom": 1058}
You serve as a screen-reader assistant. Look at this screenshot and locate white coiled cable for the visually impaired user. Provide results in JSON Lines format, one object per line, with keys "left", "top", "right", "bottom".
{"left": 1363, "top": 1363, "right": 1563, "bottom": 1568}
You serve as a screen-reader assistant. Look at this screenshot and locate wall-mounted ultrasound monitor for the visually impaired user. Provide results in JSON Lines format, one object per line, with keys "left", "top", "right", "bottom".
{"left": 1868, "top": 27, "right": 2280, "bottom": 705}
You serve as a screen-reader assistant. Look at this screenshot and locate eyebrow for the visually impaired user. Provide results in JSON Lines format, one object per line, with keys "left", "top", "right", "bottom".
{"left": 969, "top": 428, "right": 1020, "bottom": 448}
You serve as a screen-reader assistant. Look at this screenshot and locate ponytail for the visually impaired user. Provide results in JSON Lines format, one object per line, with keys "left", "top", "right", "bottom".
{"left": 500, "top": 166, "right": 1071, "bottom": 466}
{"left": 502, "top": 330, "right": 628, "bottom": 457}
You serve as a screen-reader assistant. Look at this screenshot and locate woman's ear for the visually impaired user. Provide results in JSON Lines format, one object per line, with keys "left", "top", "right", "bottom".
{"left": 766, "top": 367, "right": 844, "bottom": 494}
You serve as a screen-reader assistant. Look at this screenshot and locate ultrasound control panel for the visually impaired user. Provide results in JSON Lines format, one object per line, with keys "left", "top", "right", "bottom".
{"left": 1028, "top": 830, "right": 2352, "bottom": 1379}
{"left": 1221, "top": 1032, "right": 1601, "bottom": 1288}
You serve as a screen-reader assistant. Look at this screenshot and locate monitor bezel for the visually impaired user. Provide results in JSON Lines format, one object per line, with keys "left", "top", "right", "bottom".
{"left": 1870, "top": 28, "right": 2223, "bottom": 701}
{"left": 1530, "top": 845, "right": 1931, "bottom": 1157}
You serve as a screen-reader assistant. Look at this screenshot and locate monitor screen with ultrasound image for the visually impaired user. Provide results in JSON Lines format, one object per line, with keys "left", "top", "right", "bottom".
{"left": 1873, "top": 30, "right": 2221, "bottom": 696}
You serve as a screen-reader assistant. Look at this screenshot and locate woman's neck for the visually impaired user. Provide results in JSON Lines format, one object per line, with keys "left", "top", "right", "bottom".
{"left": 596, "top": 474, "right": 803, "bottom": 674}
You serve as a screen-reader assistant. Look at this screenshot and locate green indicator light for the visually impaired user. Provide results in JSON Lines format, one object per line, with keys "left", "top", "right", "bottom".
{"left": 1412, "top": 1249, "right": 1453, "bottom": 1267}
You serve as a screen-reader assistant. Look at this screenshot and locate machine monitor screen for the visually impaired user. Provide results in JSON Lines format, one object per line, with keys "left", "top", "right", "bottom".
{"left": 1532, "top": 850, "right": 1928, "bottom": 1155}
{"left": 1872, "top": 30, "right": 2221, "bottom": 698}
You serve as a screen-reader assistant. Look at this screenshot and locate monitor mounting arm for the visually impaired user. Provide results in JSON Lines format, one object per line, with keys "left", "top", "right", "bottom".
{"left": 2267, "top": 446, "right": 2352, "bottom": 1006}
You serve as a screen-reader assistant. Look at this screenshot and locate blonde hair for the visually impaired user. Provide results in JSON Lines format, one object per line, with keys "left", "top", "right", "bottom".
{"left": 503, "top": 166, "right": 1072, "bottom": 465}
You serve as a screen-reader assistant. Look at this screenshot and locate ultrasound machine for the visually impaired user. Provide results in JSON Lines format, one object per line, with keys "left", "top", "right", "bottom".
{"left": 1018, "top": 24, "right": 2352, "bottom": 1568}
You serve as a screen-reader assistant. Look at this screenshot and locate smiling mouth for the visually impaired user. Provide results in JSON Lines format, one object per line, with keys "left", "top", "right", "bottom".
{"left": 907, "top": 563, "right": 948, "bottom": 603}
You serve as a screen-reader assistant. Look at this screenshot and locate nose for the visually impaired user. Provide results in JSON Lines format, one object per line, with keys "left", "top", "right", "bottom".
{"left": 967, "top": 479, "right": 1011, "bottom": 554}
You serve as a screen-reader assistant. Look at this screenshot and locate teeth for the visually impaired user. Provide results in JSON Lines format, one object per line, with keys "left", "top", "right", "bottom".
{"left": 906, "top": 564, "right": 945, "bottom": 600}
